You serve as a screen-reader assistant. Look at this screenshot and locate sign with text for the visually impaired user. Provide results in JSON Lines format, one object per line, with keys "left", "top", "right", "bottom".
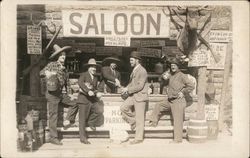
{"left": 205, "top": 104, "right": 219, "bottom": 120}
{"left": 96, "top": 46, "right": 122, "bottom": 56}
{"left": 27, "top": 25, "right": 42, "bottom": 54}
{"left": 62, "top": 10, "right": 170, "bottom": 37}
{"left": 104, "top": 36, "right": 130, "bottom": 47}
{"left": 72, "top": 43, "right": 96, "bottom": 53}
{"left": 206, "top": 43, "right": 227, "bottom": 69}
{"left": 209, "top": 30, "right": 232, "bottom": 43}
{"left": 138, "top": 47, "right": 162, "bottom": 58}
{"left": 140, "top": 40, "right": 165, "bottom": 47}
{"left": 103, "top": 104, "right": 129, "bottom": 129}
{"left": 162, "top": 46, "right": 183, "bottom": 57}
{"left": 188, "top": 48, "right": 208, "bottom": 67}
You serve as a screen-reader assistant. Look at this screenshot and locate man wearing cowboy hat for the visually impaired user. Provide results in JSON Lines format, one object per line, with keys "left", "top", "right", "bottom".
{"left": 166, "top": 58, "right": 194, "bottom": 143}
{"left": 40, "top": 44, "right": 77, "bottom": 145}
{"left": 76, "top": 58, "right": 104, "bottom": 144}
{"left": 120, "top": 51, "right": 148, "bottom": 145}
{"left": 99, "top": 54, "right": 122, "bottom": 93}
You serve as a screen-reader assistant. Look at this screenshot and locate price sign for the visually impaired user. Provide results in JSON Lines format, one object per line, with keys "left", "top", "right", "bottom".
{"left": 205, "top": 104, "right": 219, "bottom": 120}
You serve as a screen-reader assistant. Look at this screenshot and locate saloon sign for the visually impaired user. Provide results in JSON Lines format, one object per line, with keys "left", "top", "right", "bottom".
{"left": 62, "top": 10, "right": 170, "bottom": 37}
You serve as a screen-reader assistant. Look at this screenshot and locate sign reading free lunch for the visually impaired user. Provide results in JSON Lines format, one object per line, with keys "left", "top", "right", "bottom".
{"left": 62, "top": 10, "right": 170, "bottom": 38}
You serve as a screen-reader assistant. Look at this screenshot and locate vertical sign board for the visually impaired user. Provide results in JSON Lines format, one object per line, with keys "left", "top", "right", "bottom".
{"left": 62, "top": 10, "right": 170, "bottom": 38}
{"left": 27, "top": 25, "right": 42, "bottom": 54}
{"left": 206, "top": 43, "right": 227, "bottom": 69}
{"left": 205, "top": 104, "right": 219, "bottom": 120}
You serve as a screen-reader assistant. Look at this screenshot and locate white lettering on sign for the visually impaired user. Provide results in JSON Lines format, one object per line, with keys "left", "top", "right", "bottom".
{"left": 27, "top": 25, "right": 42, "bottom": 54}
{"left": 105, "top": 36, "right": 130, "bottom": 47}
{"left": 205, "top": 104, "right": 219, "bottom": 120}
{"left": 209, "top": 30, "right": 232, "bottom": 43}
{"left": 62, "top": 10, "right": 170, "bottom": 37}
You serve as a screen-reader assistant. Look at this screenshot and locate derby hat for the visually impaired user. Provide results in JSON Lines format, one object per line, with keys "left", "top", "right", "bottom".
{"left": 49, "top": 44, "right": 72, "bottom": 59}
{"left": 83, "top": 58, "right": 101, "bottom": 68}
{"left": 169, "top": 58, "right": 182, "bottom": 67}
{"left": 102, "top": 54, "right": 121, "bottom": 66}
{"left": 130, "top": 51, "right": 141, "bottom": 60}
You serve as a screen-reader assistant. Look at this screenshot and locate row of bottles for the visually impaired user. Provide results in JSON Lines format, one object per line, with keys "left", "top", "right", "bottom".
{"left": 149, "top": 80, "right": 160, "bottom": 94}
{"left": 66, "top": 59, "right": 80, "bottom": 72}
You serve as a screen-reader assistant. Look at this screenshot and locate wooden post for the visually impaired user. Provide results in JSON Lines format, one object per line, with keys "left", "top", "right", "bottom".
{"left": 30, "top": 55, "right": 41, "bottom": 97}
{"left": 196, "top": 66, "right": 207, "bottom": 120}
{"left": 218, "top": 43, "right": 232, "bottom": 131}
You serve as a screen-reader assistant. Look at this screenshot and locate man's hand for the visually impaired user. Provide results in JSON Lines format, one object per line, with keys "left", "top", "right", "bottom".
{"left": 96, "top": 92, "right": 102, "bottom": 98}
{"left": 121, "top": 87, "right": 128, "bottom": 94}
{"left": 115, "top": 79, "right": 121, "bottom": 87}
{"left": 177, "top": 91, "right": 184, "bottom": 99}
{"left": 88, "top": 91, "right": 95, "bottom": 96}
{"left": 45, "top": 70, "right": 56, "bottom": 79}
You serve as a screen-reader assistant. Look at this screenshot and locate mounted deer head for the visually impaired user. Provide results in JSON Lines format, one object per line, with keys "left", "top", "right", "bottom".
{"left": 163, "top": 6, "right": 219, "bottom": 63}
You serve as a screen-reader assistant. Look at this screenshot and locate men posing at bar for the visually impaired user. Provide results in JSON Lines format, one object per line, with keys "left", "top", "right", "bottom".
{"left": 120, "top": 51, "right": 148, "bottom": 145}
{"left": 76, "top": 58, "right": 104, "bottom": 144}
{"left": 40, "top": 44, "right": 76, "bottom": 145}
{"left": 149, "top": 58, "right": 194, "bottom": 143}
{"left": 100, "top": 54, "right": 121, "bottom": 93}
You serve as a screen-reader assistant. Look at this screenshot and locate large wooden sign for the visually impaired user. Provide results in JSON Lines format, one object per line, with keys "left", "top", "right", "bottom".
{"left": 138, "top": 47, "right": 162, "bottom": 58}
{"left": 162, "top": 46, "right": 183, "bottom": 57}
{"left": 62, "top": 10, "right": 170, "bottom": 38}
{"left": 96, "top": 46, "right": 122, "bottom": 56}
{"left": 72, "top": 43, "right": 96, "bottom": 53}
{"left": 27, "top": 25, "right": 42, "bottom": 54}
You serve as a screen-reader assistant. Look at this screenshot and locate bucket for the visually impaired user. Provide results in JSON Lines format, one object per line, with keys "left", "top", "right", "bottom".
{"left": 187, "top": 119, "right": 208, "bottom": 143}
{"left": 47, "top": 75, "right": 58, "bottom": 91}
{"left": 207, "top": 120, "right": 219, "bottom": 140}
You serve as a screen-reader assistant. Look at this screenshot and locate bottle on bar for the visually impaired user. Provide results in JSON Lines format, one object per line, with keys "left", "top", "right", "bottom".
{"left": 150, "top": 80, "right": 154, "bottom": 94}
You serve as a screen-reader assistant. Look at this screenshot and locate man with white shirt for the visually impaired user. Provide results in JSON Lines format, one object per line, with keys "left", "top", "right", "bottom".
{"left": 120, "top": 51, "right": 148, "bottom": 145}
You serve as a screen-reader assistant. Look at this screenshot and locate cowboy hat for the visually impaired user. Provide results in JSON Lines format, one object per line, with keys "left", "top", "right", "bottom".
{"left": 83, "top": 58, "right": 101, "bottom": 68}
{"left": 169, "top": 58, "right": 181, "bottom": 67}
{"left": 102, "top": 54, "right": 121, "bottom": 66}
{"left": 130, "top": 51, "right": 141, "bottom": 60}
{"left": 49, "top": 44, "right": 72, "bottom": 59}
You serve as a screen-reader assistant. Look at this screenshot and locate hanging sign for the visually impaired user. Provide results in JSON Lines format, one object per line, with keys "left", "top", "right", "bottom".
{"left": 205, "top": 104, "right": 219, "bottom": 120}
{"left": 104, "top": 36, "right": 130, "bottom": 47}
{"left": 206, "top": 43, "right": 227, "bottom": 69}
{"left": 27, "top": 25, "right": 42, "bottom": 54}
{"left": 209, "top": 30, "right": 232, "bottom": 43}
{"left": 96, "top": 47, "right": 122, "bottom": 56}
{"left": 62, "top": 10, "right": 170, "bottom": 38}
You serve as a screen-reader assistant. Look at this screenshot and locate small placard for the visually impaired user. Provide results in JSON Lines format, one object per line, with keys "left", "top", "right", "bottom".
{"left": 206, "top": 43, "right": 227, "bottom": 69}
{"left": 138, "top": 48, "right": 162, "bottom": 58}
{"left": 209, "top": 30, "right": 232, "bottom": 43}
{"left": 140, "top": 40, "right": 165, "bottom": 47}
{"left": 27, "top": 25, "right": 42, "bottom": 54}
{"left": 105, "top": 36, "right": 130, "bottom": 47}
{"left": 188, "top": 48, "right": 208, "bottom": 67}
{"left": 205, "top": 104, "right": 219, "bottom": 120}
{"left": 96, "top": 47, "right": 122, "bottom": 56}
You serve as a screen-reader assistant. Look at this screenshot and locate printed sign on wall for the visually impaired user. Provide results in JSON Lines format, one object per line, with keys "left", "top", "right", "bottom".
{"left": 206, "top": 43, "right": 227, "bottom": 69}
{"left": 209, "top": 30, "right": 232, "bottom": 43}
{"left": 104, "top": 36, "right": 130, "bottom": 47}
{"left": 27, "top": 25, "right": 42, "bottom": 54}
{"left": 188, "top": 48, "right": 208, "bottom": 67}
{"left": 205, "top": 104, "right": 219, "bottom": 120}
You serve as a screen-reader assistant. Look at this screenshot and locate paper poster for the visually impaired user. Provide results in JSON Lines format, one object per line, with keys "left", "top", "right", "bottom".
{"left": 27, "top": 25, "right": 42, "bottom": 54}
{"left": 105, "top": 36, "right": 130, "bottom": 47}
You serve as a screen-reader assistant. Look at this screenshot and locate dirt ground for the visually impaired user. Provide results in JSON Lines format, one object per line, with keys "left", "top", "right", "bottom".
{"left": 12, "top": 131, "right": 244, "bottom": 158}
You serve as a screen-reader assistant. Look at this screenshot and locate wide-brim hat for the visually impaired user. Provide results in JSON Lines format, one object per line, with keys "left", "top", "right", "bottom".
{"left": 130, "top": 51, "right": 141, "bottom": 60}
{"left": 169, "top": 58, "right": 181, "bottom": 67}
{"left": 49, "top": 44, "right": 72, "bottom": 59}
{"left": 83, "top": 58, "right": 101, "bottom": 68}
{"left": 102, "top": 55, "right": 121, "bottom": 66}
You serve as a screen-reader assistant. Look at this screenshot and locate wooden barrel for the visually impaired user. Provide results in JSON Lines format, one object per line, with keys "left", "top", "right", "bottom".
{"left": 207, "top": 120, "right": 219, "bottom": 140}
{"left": 187, "top": 119, "right": 208, "bottom": 143}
